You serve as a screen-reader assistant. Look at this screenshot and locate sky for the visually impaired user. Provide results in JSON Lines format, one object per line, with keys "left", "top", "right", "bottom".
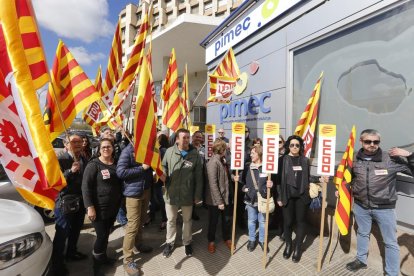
{"left": 32, "top": 0, "right": 134, "bottom": 86}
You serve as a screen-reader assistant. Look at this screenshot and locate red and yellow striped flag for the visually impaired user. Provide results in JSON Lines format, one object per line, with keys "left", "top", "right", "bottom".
{"left": 134, "top": 56, "right": 163, "bottom": 177}
{"left": 95, "top": 65, "right": 103, "bottom": 96}
{"left": 294, "top": 71, "right": 323, "bottom": 157}
{"left": 103, "top": 21, "right": 122, "bottom": 95}
{"left": 182, "top": 63, "right": 191, "bottom": 128}
{"left": 8, "top": 0, "right": 49, "bottom": 89}
{"left": 208, "top": 48, "right": 240, "bottom": 103}
{"left": 43, "top": 40, "right": 100, "bottom": 141}
{"left": 161, "top": 48, "right": 183, "bottom": 132}
{"left": 0, "top": 2, "right": 66, "bottom": 210}
{"left": 334, "top": 125, "right": 356, "bottom": 235}
{"left": 112, "top": 6, "right": 150, "bottom": 109}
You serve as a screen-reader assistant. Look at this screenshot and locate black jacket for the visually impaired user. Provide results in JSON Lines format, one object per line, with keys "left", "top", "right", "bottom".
{"left": 352, "top": 148, "right": 414, "bottom": 209}
{"left": 58, "top": 152, "right": 86, "bottom": 196}
{"left": 241, "top": 163, "right": 272, "bottom": 206}
{"left": 82, "top": 158, "right": 122, "bottom": 219}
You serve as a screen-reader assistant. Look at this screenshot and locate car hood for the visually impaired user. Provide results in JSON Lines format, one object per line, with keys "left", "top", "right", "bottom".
{"left": 0, "top": 199, "right": 45, "bottom": 243}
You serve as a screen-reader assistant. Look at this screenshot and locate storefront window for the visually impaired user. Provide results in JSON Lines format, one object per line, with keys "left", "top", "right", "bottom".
{"left": 293, "top": 2, "right": 414, "bottom": 154}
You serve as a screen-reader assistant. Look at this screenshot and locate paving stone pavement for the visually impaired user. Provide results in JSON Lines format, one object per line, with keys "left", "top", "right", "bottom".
{"left": 45, "top": 207, "right": 384, "bottom": 275}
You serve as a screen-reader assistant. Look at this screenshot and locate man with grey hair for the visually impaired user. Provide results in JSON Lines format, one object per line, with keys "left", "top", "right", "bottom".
{"left": 345, "top": 129, "right": 414, "bottom": 276}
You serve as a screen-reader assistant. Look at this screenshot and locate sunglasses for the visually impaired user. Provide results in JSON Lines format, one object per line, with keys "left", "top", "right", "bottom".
{"left": 363, "top": 140, "right": 380, "bottom": 145}
{"left": 289, "top": 143, "right": 300, "bottom": 148}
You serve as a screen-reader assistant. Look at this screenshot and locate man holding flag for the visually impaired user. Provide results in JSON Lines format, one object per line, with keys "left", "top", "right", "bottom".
{"left": 345, "top": 129, "right": 414, "bottom": 276}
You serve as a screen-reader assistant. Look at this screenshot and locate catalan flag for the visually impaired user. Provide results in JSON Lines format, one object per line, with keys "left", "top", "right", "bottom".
{"left": 208, "top": 48, "right": 240, "bottom": 103}
{"left": 134, "top": 56, "right": 163, "bottom": 177}
{"left": 334, "top": 126, "right": 356, "bottom": 236}
{"left": 43, "top": 40, "right": 100, "bottom": 141}
{"left": 95, "top": 65, "right": 103, "bottom": 96}
{"left": 161, "top": 48, "right": 183, "bottom": 132}
{"left": 182, "top": 63, "right": 191, "bottom": 128}
{"left": 294, "top": 72, "right": 323, "bottom": 157}
{"left": 0, "top": 2, "right": 66, "bottom": 210}
{"left": 103, "top": 21, "right": 122, "bottom": 95}
{"left": 112, "top": 6, "right": 150, "bottom": 109}
{"left": 5, "top": 0, "right": 49, "bottom": 90}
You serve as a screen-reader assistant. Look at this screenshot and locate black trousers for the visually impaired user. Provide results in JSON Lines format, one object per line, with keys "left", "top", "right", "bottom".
{"left": 207, "top": 205, "right": 231, "bottom": 242}
{"left": 282, "top": 197, "right": 308, "bottom": 246}
{"left": 92, "top": 216, "right": 116, "bottom": 254}
{"left": 52, "top": 200, "right": 85, "bottom": 266}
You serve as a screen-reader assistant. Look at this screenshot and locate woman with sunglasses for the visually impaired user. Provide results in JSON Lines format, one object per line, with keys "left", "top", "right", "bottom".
{"left": 82, "top": 138, "right": 122, "bottom": 275}
{"left": 275, "top": 135, "right": 321, "bottom": 263}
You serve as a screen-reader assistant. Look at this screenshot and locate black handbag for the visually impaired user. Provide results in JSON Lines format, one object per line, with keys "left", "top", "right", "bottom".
{"left": 59, "top": 194, "right": 81, "bottom": 215}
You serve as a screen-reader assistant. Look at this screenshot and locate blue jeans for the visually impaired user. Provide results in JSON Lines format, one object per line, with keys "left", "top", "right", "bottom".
{"left": 246, "top": 204, "right": 265, "bottom": 243}
{"left": 353, "top": 203, "right": 399, "bottom": 276}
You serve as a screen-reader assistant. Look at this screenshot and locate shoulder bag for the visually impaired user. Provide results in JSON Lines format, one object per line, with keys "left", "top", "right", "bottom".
{"left": 250, "top": 169, "right": 275, "bottom": 213}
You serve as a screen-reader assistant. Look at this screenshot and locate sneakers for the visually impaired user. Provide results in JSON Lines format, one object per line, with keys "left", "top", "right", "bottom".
{"left": 185, "top": 244, "right": 193, "bottom": 256}
{"left": 208, "top": 242, "right": 216, "bottom": 253}
{"left": 163, "top": 243, "right": 174, "bottom": 258}
{"left": 346, "top": 259, "right": 367, "bottom": 272}
{"left": 124, "top": 261, "right": 139, "bottom": 276}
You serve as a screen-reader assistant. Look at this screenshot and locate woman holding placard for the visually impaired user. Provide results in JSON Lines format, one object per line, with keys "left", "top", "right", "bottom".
{"left": 276, "top": 135, "right": 315, "bottom": 263}
{"left": 235, "top": 145, "right": 273, "bottom": 252}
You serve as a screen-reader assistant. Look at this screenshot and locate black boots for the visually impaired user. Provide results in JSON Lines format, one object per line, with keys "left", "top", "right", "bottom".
{"left": 283, "top": 242, "right": 293, "bottom": 259}
{"left": 292, "top": 244, "right": 302, "bottom": 263}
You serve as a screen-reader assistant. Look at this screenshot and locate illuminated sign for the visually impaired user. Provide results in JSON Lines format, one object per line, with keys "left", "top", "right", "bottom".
{"left": 317, "top": 124, "right": 336, "bottom": 176}
{"left": 205, "top": 124, "right": 216, "bottom": 160}
{"left": 231, "top": 123, "right": 245, "bottom": 170}
{"left": 262, "top": 122, "right": 279, "bottom": 174}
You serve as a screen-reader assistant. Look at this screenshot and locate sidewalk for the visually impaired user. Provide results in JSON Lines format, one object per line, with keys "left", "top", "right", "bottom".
{"left": 45, "top": 207, "right": 383, "bottom": 276}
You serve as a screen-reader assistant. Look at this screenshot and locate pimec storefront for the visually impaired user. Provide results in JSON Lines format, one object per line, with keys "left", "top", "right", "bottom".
{"left": 201, "top": 0, "right": 414, "bottom": 271}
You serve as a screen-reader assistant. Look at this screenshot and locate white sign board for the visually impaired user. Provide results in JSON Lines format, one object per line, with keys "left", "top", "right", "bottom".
{"left": 230, "top": 122, "right": 245, "bottom": 170}
{"left": 262, "top": 122, "right": 280, "bottom": 174}
{"left": 317, "top": 124, "right": 336, "bottom": 176}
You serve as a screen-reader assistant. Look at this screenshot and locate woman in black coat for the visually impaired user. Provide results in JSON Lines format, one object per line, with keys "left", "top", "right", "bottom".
{"left": 276, "top": 135, "right": 326, "bottom": 263}
{"left": 82, "top": 138, "right": 122, "bottom": 274}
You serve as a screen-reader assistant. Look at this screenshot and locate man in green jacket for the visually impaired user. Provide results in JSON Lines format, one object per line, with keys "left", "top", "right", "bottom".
{"left": 162, "top": 128, "right": 204, "bottom": 258}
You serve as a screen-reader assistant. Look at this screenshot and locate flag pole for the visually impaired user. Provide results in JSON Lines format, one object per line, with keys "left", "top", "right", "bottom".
{"left": 317, "top": 177, "right": 328, "bottom": 272}
{"left": 191, "top": 47, "right": 232, "bottom": 109}
{"left": 262, "top": 174, "right": 271, "bottom": 268}
{"left": 231, "top": 169, "right": 239, "bottom": 255}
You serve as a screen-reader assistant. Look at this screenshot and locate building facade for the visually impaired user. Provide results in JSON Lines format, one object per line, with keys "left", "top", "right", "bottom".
{"left": 119, "top": 0, "right": 244, "bottom": 129}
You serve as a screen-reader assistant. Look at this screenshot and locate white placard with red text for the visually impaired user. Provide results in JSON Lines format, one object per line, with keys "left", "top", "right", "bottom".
{"left": 230, "top": 123, "right": 245, "bottom": 170}
{"left": 317, "top": 124, "right": 336, "bottom": 176}
{"left": 262, "top": 123, "right": 280, "bottom": 174}
{"left": 204, "top": 124, "right": 216, "bottom": 160}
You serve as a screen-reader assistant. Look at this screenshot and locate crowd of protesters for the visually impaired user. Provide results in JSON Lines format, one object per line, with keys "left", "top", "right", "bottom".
{"left": 49, "top": 127, "right": 414, "bottom": 276}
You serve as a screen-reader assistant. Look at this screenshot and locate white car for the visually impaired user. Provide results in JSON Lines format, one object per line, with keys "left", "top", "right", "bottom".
{"left": 0, "top": 199, "right": 52, "bottom": 275}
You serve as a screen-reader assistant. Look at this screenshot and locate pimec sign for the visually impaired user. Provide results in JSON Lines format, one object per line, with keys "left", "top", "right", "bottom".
{"left": 204, "top": 124, "right": 216, "bottom": 160}
{"left": 317, "top": 124, "right": 336, "bottom": 176}
{"left": 230, "top": 122, "right": 245, "bottom": 170}
{"left": 262, "top": 122, "right": 279, "bottom": 174}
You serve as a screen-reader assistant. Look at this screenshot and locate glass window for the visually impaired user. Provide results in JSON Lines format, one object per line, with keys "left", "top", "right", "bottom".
{"left": 293, "top": 2, "right": 414, "bottom": 154}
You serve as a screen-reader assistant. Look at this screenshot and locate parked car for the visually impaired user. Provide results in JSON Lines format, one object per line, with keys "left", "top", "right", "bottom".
{"left": 0, "top": 199, "right": 52, "bottom": 275}
{"left": 0, "top": 181, "right": 55, "bottom": 223}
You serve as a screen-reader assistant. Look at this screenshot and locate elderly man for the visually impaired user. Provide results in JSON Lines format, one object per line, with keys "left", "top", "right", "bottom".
{"left": 51, "top": 133, "right": 87, "bottom": 275}
{"left": 217, "top": 128, "right": 229, "bottom": 143}
{"left": 162, "top": 128, "right": 204, "bottom": 258}
{"left": 345, "top": 129, "right": 414, "bottom": 276}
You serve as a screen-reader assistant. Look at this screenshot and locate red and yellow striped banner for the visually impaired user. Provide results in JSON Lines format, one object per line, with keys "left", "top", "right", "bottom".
{"left": 44, "top": 40, "right": 100, "bottom": 141}
{"left": 294, "top": 71, "right": 323, "bottom": 157}
{"left": 133, "top": 56, "right": 163, "bottom": 177}
{"left": 334, "top": 125, "right": 356, "bottom": 236}
{"left": 103, "top": 21, "right": 122, "bottom": 95}
{"left": 162, "top": 48, "right": 183, "bottom": 132}
{"left": 181, "top": 63, "right": 191, "bottom": 128}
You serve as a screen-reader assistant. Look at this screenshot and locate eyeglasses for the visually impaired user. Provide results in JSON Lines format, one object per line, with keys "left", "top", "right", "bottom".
{"left": 101, "top": 146, "right": 113, "bottom": 149}
{"left": 289, "top": 143, "right": 300, "bottom": 148}
{"left": 70, "top": 140, "right": 82, "bottom": 144}
{"left": 363, "top": 140, "right": 380, "bottom": 145}
{"left": 218, "top": 132, "right": 224, "bottom": 134}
